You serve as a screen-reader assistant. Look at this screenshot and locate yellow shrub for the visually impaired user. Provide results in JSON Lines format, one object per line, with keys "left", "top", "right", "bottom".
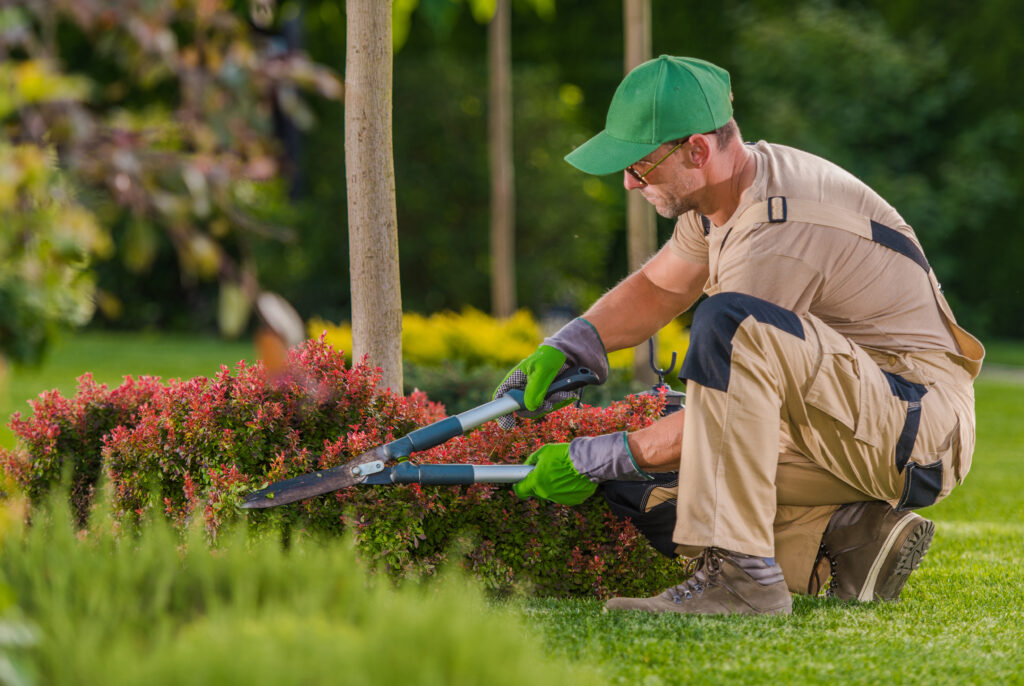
{"left": 610, "top": 317, "right": 691, "bottom": 373}
{"left": 406, "top": 308, "right": 540, "bottom": 368}
{"left": 311, "top": 317, "right": 354, "bottom": 359}
{"left": 310, "top": 309, "right": 689, "bottom": 374}
{"left": 401, "top": 312, "right": 451, "bottom": 365}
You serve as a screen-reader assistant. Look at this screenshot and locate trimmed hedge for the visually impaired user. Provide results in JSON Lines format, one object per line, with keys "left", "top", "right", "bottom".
{"left": 1, "top": 336, "right": 683, "bottom": 597}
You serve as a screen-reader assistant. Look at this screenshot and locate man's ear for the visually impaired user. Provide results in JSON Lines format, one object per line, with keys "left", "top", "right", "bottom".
{"left": 687, "top": 134, "right": 713, "bottom": 168}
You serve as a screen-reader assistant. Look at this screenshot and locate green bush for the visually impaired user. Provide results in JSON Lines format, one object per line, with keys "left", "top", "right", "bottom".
{"left": 405, "top": 360, "right": 504, "bottom": 414}
{"left": 0, "top": 496, "right": 599, "bottom": 686}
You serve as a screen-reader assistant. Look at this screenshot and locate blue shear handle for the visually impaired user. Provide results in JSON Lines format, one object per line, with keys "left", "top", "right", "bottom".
{"left": 385, "top": 366, "right": 600, "bottom": 460}
{"left": 391, "top": 462, "right": 475, "bottom": 485}
{"left": 404, "top": 416, "right": 463, "bottom": 452}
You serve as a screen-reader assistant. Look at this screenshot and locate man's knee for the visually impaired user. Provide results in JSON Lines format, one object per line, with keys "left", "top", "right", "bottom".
{"left": 680, "top": 292, "right": 805, "bottom": 392}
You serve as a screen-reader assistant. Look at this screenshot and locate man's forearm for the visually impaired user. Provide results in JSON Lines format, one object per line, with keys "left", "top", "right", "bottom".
{"left": 582, "top": 269, "right": 697, "bottom": 352}
{"left": 627, "top": 409, "right": 685, "bottom": 472}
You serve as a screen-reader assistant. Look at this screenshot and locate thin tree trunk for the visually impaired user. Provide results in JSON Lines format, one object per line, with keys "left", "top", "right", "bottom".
{"left": 346, "top": 0, "right": 403, "bottom": 393}
{"left": 489, "top": 0, "right": 516, "bottom": 318}
{"left": 624, "top": 0, "right": 657, "bottom": 385}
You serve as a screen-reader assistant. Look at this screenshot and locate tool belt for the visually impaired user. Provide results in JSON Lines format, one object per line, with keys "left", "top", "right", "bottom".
{"left": 603, "top": 472, "right": 681, "bottom": 558}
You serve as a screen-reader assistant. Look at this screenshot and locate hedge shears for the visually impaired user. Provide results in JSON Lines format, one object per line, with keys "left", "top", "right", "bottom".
{"left": 240, "top": 366, "right": 599, "bottom": 509}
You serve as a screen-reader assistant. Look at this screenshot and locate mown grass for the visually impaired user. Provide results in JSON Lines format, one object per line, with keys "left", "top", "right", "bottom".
{"left": 1, "top": 330, "right": 1022, "bottom": 684}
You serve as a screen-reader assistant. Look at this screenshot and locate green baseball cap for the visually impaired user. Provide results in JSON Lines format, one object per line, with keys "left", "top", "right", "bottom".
{"left": 565, "top": 55, "right": 733, "bottom": 175}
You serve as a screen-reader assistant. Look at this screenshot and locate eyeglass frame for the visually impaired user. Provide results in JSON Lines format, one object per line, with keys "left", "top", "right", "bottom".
{"left": 625, "top": 137, "right": 691, "bottom": 186}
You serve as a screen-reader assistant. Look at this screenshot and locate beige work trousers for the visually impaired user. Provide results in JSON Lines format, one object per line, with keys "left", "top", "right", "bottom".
{"left": 672, "top": 293, "right": 976, "bottom": 592}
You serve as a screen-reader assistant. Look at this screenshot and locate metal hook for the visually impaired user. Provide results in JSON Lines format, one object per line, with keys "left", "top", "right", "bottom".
{"left": 647, "top": 337, "right": 677, "bottom": 387}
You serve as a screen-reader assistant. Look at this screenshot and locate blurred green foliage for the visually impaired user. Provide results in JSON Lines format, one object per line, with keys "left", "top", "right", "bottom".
{"left": 0, "top": 142, "right": 110, "bottom": 364}
{"left": 732, "top": 2, "right": 1020, "bottom": 336}
{"left": 0, "top": 494, "right": 599, "bottom": 685}
{"left": 0, "top": 0, "right": 339, "bottom": 341}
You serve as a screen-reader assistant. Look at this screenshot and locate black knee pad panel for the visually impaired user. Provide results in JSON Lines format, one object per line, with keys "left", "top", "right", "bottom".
{"left": 680, "top": 292, "right": 805, "bottom": 391}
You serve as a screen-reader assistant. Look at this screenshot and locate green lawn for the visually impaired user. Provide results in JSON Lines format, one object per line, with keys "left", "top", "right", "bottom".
{"left": 979, "top": 339, "right": 1024, "bottom": 368}
{"left": 2, "top": 331, "right": 1023, "bottom": 684}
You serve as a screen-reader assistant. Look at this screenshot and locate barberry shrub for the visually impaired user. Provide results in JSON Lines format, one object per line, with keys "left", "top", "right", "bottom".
{"left": 2, "top": 374, "right": 165, "bottom": 524}
{"left": 1, "top": 336, "right": 682, "bottom": 597}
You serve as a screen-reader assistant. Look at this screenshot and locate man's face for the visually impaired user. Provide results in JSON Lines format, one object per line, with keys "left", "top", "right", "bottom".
{"left": 623, "top": 140, "right": 703, "bottom": 219}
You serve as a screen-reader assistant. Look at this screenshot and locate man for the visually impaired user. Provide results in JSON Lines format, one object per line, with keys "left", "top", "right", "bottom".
{"left": 494, "top": 56, "right": 983, "bottom": 615}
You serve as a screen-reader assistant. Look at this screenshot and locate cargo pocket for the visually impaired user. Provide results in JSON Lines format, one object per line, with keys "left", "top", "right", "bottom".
{"left": 804, "top": 340, "right": 883, "bottom": 447}
{"left": 896, "top": 460, "right": 943, "bottom": 511}
{"left": 896, "top": 419, "right": 958, "bottom": 511}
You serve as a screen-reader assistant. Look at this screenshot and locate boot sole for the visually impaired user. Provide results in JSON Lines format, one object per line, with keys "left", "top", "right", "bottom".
{"left": 603, "top": 600, "right": 793, "bottom": 616}
{"left": 860, "top": 515, "right": 935, "bottom": 602}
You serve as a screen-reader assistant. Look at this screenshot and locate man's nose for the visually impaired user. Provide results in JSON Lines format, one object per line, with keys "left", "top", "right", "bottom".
{"left": 623, "top": 169, "right": 645, "bottom": 190}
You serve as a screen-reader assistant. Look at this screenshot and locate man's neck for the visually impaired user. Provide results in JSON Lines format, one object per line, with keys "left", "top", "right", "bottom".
{"left": 701, "top": 145, "right": 757, "bottom": 227}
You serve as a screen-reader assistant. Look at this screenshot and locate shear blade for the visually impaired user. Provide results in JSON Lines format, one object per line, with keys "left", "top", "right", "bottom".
{"left": 240, "top": 446, "right": 390, "bottom": 509}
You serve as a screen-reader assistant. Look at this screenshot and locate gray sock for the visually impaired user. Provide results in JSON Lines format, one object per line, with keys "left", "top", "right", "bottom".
{"left": 730, "top": 551, "right": 785, "bottom": 586}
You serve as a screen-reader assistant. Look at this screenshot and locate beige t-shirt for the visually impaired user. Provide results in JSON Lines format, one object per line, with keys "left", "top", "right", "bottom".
{"left": 670, "top": 141, "right": 959, "bottom": 355}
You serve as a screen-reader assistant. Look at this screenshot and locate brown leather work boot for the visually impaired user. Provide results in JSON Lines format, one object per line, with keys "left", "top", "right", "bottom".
{"left": 604, "top": 548, "right": 792, "bottom": 616}
{"left": 820, "top": 501, "right": 934, "bottom": 602}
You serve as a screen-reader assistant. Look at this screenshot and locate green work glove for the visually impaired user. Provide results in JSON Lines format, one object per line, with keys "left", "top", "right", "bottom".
{"left": 492, "top": 318, "right": 610, "bottom": 430}
{"left": 513, "top": 433, "right": 651, "bottom": 506}
{"left": 498, "top": 344, "right": 566, "bottom": 411}
{"left": 513, "top": 443, "right": 598, "bottom": 506}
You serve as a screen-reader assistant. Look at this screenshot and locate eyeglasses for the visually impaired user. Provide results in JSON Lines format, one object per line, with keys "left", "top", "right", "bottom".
{"left": 625, "top": 138, "right": 689, "bottom": 186}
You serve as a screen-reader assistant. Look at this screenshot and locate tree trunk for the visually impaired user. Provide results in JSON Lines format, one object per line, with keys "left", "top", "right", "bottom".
{"left": 346, "top": 0, "right": 403, "bottom": 393}
{"left": 489, "top": 0, "right": 517, "bottom": 319}
{"left": 624, "top": 0, "right": 657, "bottom": 386}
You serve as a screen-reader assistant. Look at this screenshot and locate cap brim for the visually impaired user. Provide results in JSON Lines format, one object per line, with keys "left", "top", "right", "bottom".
{"left": 564, "top": 131, "right": 660, "bottom": 176}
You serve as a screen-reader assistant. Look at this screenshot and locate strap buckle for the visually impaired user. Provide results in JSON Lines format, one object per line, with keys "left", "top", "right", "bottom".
{"left": 767, "top": 196, "right": 787, "bottom": 223}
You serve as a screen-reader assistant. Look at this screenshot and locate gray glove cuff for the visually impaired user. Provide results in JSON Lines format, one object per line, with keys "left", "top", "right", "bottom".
{"left": 544, "top": 318, "right": 609, "bottom": 384}
{"left": 568, "top": 431, "right": 653, "bottom": 484}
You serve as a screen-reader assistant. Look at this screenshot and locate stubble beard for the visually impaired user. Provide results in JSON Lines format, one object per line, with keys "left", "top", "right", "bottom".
{"left": 644, "top": 176, "right": 702, "bottom": 219}
{"left": 649, "top": 187, "right": 701, "bottom": 219}
{"left": 655, "top": 195, "right": 700, "bottom": 219}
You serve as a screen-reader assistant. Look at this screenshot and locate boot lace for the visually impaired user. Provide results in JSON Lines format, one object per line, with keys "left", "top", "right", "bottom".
{"left": 667, "top": 548, "right": 725, "bottom": 604}
{"left": 810, "top": 543, "right": 839, "bottom": 598}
